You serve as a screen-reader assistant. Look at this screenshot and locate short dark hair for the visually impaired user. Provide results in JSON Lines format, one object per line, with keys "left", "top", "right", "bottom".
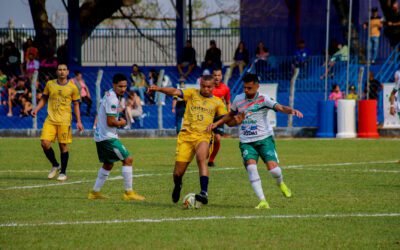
{"left": 242, "top": 74, "right": 259, "bottom": 84}
{"left": 213, "top": 67, "right": 222, "bottom": 73}
{"left": 113, "top": 73, "right": 127, "bottom": 84}
{"left": 202, "top": 74, "right": 214, "bottom": 82}
{"left": 74, "top": 70, "right": 81, "bottom": 76}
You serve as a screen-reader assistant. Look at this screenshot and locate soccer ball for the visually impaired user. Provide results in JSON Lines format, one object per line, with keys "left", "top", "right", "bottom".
{"left": 182, "top": 193, "right": 200, "bottom": 209}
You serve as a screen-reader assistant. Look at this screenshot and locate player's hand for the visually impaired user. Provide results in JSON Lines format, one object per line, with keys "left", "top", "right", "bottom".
{"left": 390, "top": 106, "right": 396, "bottom": 115}
{"left": 172, "top": 108, "right": 176, "bottom": 113}
{"left": 207, "top": 123, "right": 217, "bottom": 132}
{"left": 147, "top": 85, "right": 159, "bottom": 94}
{"left": 31, "top": 109, "right": 37, "bottom": 117}
{"left": 119, "top": 118, "right": 127, "bottom": 126}
{"left": 77, "top": 121, "right": 84, "bottom": 132}
{"left": 292, "top": 109, "right": 303, "bottom": 118}
{"left": 233, "top": 112, "right": 246, "bottom": 125}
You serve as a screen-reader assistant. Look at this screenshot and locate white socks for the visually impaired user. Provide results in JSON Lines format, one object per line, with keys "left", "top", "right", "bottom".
{"left": 269, "top": 166, "right": 283, "bottom": 185}
{"left": 122, "top": 166, "right": 133, "bottom": 191}
{"left": 93, "top": 167, "right": 110, "bottom": 192}
{"left": 247, "top": 164, "right": 265, "bottom": 201}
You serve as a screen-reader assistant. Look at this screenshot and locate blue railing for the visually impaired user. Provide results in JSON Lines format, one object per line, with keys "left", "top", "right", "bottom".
{"left": 376, "top": 43, "right": 400, "bottom": 83}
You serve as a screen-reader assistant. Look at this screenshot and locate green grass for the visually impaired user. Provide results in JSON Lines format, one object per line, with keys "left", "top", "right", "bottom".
{"left": 0, "top": 138, "right": 399, "bottom": 249}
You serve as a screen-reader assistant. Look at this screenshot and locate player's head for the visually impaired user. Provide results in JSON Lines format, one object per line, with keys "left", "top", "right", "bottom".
{"left": 112, "top": 73, "right": 128, "bottom": 97}
{"left": 242, "top": 73, "right": 259, "bottom": 99}
{"left": 74, "top": 70, "right": 82, "bottom": 80}
{"left": 56, "top": 64, "right": 69, "bottom": 80}
{"left": 213, "top": 67, "right": 223, "bottom": 86}
{"left": 200, "top": 74, "right": 215, "bottom": 97}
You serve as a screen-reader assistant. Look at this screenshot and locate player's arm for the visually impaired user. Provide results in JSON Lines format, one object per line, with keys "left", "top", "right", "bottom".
{"left": 107, "top": 115, "right": 126, "bottom": 127}
{"left": 148, "top": 85, "right": 182, "bottom": 97}
{"left": 172, "top": 97, "right": 178, "bottom": 113}
{"left": 389, "top": 89, "right": 397, "bottom": 115}
{"left": 73, "top": 101, "right": 84, "bottom": 131}
{"left": 207, "top": 111, "right": 245, "bottom": 132}
{"left": 31, "top": 94, "right": 48, "bottom": 117}
{"left": 274, "top": 103, "right": 303, "bottom": 118}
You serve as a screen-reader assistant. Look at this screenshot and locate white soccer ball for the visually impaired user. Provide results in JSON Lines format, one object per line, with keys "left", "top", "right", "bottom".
{"left": 182, "top": 193, "right": 200, "bottom": 209}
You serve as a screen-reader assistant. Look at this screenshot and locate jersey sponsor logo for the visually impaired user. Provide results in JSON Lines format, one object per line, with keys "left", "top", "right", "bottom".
{"left": 111, "top": 104, "right": 117, "bottom": 112}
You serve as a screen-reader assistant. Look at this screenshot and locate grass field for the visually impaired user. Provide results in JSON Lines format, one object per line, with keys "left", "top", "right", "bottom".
{"left": 0, "top": 137, "right": 399, "bottom": 249}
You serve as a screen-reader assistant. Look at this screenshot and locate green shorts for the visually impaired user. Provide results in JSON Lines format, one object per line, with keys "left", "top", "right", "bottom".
{"left": 239, "top": 136, "right": 279, "bottom": 164}
{"left": 96, "top": 138, "right": 130, "bottom": 164}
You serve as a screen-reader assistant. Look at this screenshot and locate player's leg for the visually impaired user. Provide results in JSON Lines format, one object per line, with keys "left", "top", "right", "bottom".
{"left": 122, "top": 156, "right": 145, "bottom": 201}
{"left": 259, "top": 137, "right": 292, "bottom": 198}
{"left": 173, "top": 133, "right": 194, "bottom": 203}
{"left": 240, "top": 142, "right": 269, "bottom": 209}
{"left": 194, "top": 141, "right": 211, "bottom": 204}
{"left": 172, "top": 161, "right": 190, "bottom": 203}
{"left": 40, "top": 122, "right": 60, "bottom": 179}
{"left": 56, "top": 125, "right": 72, "bottom": 181}
{"left": 88, "top": 162, "right": 113, "bottom": 200}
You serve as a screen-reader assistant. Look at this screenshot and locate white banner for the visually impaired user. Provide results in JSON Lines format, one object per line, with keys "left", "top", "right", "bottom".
{"left": 383, "top": 83, "right": 400, "bottom": 128}
{"left": 258, "top": 83, "right": 278, "bottom": 128}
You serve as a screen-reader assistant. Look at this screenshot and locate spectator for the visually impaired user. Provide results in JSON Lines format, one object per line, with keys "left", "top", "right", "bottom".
{"left": 226, "top": 41, "right": 249, "bottom": 82}
{"left": 385, "top": 1, "right": 400, "bottom": 48}
{"left": 172, "top": 84, "right": 186, "bottom": 134}
{"left": 124, "top": 91, "right": 143, "bottom": 129}
{"left": 293, "top": 40, "right": 310, "bottom": 69}
{"left": 346, "top": 85, "right": 358, "bottom": 100}
{"left": 0, "top": 69, "right": 7, "bottom": 104}
{"left": 7, "top": 77, "right": 29, "bottom": 117}
{"left": 202, "top": 40, "right": 222, "bottom": 71}
{"left": 321, "top": 43, "right": 349, "bottom": 79}
{"left": 23, "top": 38, "right": 39, "bottom": 63}
{"left": 40, "top": 56, "right": 58, "bottom": 80}
{"left": 363, "top": 7, "right": 383, "bottom": 64}
{"left": 25, "top": 53, "right": 40, "bottom": 79}
{"left": 129, "top": 64, "right": 147, "bottom": 105}
{"left": 365, "top": 71, "right": 383, "bottom": 100}
{"left": 328, "top": 84, "right": 344, "bottom": 107}
{"left": 73, "top": 70, "right": 92, "bottom": 116}
{"left": 3, "top": 41, "right": 21, "bottom": 77}
{"left": 177, "top": 40, "right": 196, "bottom": 82}
{"left": 255, "top": 41, "right": 269, "bottom": 61}
{"left": 19, "top": 94, "right": 32, "bottom": 117}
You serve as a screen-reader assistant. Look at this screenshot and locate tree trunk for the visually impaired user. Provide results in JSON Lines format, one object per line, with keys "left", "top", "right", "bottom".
{"left": 28, "top": 0, "right": 57, "bottom": 59}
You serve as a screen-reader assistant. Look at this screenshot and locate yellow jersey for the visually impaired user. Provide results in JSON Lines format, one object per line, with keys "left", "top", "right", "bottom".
{"left": 181, "top": 88, "right": 227, "bottom": 135}
{"left": 370, "top": 18, "right": 381, "bottom": 37}
{"left": 43, "top": 79, "right": 80, "bottom": 125}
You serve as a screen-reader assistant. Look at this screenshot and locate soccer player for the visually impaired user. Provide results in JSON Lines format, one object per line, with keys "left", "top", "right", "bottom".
{"left": 31, "top": 64, "right": 84, "bottom": 181}
{"left": 208, "top": 73, "right": 303, "bottom": 209}
{"left": 88, "top": 73, "right": 145, "bottom": 201}
{"left": 389, "top": 69, "right": 400, "bottom": 118}
{"left": 148, "top": 75, "right": 227, "bottom": 205}
{"left": 208, "top": 68, "right": 231, "bottom": 167}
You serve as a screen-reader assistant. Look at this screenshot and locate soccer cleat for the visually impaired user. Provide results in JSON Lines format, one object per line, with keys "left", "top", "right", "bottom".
{"left": 172, "top": 184, "right": 182, "bottom": 203}
{"left": 123, "top": 190, "right": 145, "bottom": 201}
{"left": 195, "top": 192, "right": 208, "bottom": 205}
{"left": 57, "top": 174, "right": 67, "bottom": 181}
{"left": 279, "top": 182, "right": 292, "bottom": 198}
{"left": 47, "top": 166, "right": 60, "bottom": 179}
{"left": 255, "top": 200, "right": 270, "bottom": 209}
{"left": 207, "top": 162, "right": 215, "bottom": 167}
{"left": 88, "top": 191, "right": 109, "bottom": 200}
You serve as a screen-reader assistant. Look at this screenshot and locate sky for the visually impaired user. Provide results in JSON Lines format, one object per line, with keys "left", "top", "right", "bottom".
{"left": 0, "top": 0, "right": 239, "bottom": 28}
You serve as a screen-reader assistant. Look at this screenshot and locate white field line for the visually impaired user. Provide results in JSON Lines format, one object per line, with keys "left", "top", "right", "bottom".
{"left": 1, "top": 212, "right": 399, "bottom": 228}
{"left": 0, "top": 160, "right": 397, "bottom": 190}
{"left": 292, "top": 168, "right": 400, "bottom": 173}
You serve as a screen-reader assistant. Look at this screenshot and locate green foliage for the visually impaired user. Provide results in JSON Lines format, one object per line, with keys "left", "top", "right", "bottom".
{"left": 0, "top": 138, "right": 399, "bottom": 249}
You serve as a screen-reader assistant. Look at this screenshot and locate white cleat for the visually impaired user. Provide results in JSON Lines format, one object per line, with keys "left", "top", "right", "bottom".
{"left": 57, "top": 174, "right": 67, "bottom": 181}
{"left": 48, "top": 166, "right": 60, "bottom": 179}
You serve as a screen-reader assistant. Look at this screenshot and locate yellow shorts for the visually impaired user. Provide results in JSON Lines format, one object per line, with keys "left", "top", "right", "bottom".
{"left": 175, "top": 131, "right": 212, "bottom": 163}
{"left": 40, "top": 121, "right": 72, "bottom": 144}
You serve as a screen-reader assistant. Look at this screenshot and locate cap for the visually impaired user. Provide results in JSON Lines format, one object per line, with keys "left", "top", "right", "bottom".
{"left": 372, "top": 7, "right": 378, "bottom": 12}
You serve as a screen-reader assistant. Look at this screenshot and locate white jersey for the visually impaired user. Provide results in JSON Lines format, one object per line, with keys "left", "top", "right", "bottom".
{"left": 94, "top": 89, "right": 121, "bottom": 142}
{"left": 394, "top": 70, "right": 400, "bottom": 111}
{"left": 231, "top": 92, "right": 277, "bottom": 143}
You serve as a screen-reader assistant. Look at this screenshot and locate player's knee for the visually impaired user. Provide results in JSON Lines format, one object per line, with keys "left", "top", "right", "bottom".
{"left": 123, "top": 157, "right": 133, "bottom": 166}
{"left": 40, "top": 140, "right": 51, "bottom": 150}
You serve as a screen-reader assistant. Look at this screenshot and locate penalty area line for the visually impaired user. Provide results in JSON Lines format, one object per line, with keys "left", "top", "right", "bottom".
{"left": 1, "top": 212, "right": 399, "bottom": 228}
